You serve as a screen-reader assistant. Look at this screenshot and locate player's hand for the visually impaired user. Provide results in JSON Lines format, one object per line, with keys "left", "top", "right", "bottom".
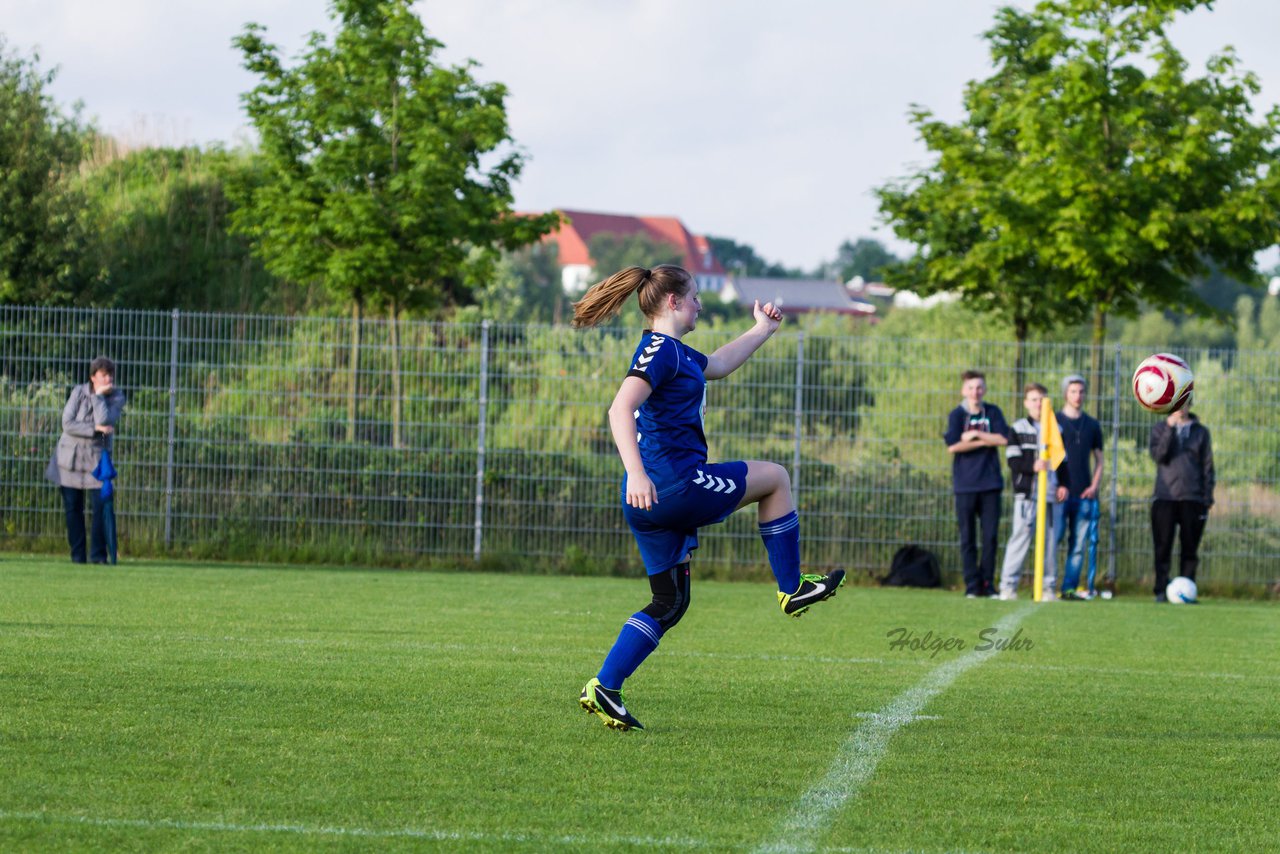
{"left": 1056, "top": 486, "right": 1069, "bottom": 503}
{"left": 94, "top": 424, "right": 114, "bottom": 434}
{"left": 753, "top": 300, "right": 783, "bottom": 333}
{"left": 1081, "top": 484, "right": 1098, "bottom": 500}
{"left": 625, "top": 471, "right": 658, "bottom": 511}
{"left": 1033, "top": 459, "right": 1048, "bottom": 472}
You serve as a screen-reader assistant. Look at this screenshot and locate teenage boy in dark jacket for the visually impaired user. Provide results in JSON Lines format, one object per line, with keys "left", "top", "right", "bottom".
{"left": 1149, "top": 405, "right": 1214, "bottom": 602}
{"left": 944, "top": 370, "right": 1009, "bottom": 598}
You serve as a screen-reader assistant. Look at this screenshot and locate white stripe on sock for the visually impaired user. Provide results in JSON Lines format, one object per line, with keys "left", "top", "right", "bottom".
{"left": 759, "top": 516, "right": 800, "bottom": 535}
{"left": 626, "top": 617, "right": 662, "bottom": 646}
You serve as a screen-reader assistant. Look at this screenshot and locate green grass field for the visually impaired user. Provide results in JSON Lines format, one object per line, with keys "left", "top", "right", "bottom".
{"left": 2, "top": 554, "right": 1277, "bottom": 853}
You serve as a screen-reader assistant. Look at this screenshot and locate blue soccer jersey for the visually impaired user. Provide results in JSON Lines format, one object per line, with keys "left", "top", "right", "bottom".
{"left": 625, "top": 331, "right": 709, "bottom": 497}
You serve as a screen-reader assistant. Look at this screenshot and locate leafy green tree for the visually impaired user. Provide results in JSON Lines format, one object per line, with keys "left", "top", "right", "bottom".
{"left": 1186, "top": 262, "right": 1263, "bottom": 317}
{"left": 231, "top": 0, "right": 559, "bottom": 444}
{"left": 1236, "top": 293, "right": 1280, "bottom": 352}
{"left": 0, "top": 40, "right": 94, "bottom": 305}
{"left": 824, "top": 238, "right": 899, "bottom": 284}
{"left": 879, "top": 0, "right": 1280, "bottom": 393}
{"left": 587, "top": 232, "right": 685, "bottom": 280}
{"left": 1030, "top": 2, "right": 1280, "bottom": 358}
{"left": 469, "top": 242, "right": 565, "bottom": 324}
{"left": 877, "top": 8, "right": 1086, "bottom": 386}
{"left": 697, "top": 294, "right": 749, "bottom": 325}
{"left": 704, "top": 235, "right": 801, "bottom": 278}
{"left": 78, "top": 145, "right": 319, "bottom": 313}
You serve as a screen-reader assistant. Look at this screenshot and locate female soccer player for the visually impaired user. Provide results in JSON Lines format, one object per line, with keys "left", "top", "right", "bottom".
{"left": 573, "top": 264, "right": 845, "bottom": 731}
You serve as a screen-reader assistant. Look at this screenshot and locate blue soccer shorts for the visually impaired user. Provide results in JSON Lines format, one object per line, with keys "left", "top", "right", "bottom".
{"left": 622, "top": 461, "right": 749, "bottom": 575}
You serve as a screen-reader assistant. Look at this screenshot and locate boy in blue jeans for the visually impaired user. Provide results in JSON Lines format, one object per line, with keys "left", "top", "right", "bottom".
{"left": 1055, "top": 375, "right": 1104, "bottom": 599}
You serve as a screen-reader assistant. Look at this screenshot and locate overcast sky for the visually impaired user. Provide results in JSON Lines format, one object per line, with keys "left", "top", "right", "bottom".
{"left": 3, "top": 0, "right": 1279, "bottom": 270}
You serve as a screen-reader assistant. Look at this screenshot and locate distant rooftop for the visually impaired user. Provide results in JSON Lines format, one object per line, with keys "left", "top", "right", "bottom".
{"left": 541, "top": 209, "right": 725, "bottom": 275}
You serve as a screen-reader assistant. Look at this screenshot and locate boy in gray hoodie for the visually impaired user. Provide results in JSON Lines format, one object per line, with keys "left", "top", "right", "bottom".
{"left": 998, "top": 383, "right": 1070, "bottom": 600}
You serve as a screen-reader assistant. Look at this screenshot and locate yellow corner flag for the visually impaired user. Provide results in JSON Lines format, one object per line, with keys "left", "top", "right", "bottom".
{"left": 1041, "top": 395, "right": 1065, "bottom": 471}
{"left": 1033, "top": 396, "right": 1064, "bottom": 602}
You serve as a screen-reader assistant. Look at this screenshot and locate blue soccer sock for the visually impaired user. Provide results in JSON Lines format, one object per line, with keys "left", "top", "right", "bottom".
{"left": 760, "top": 511, "right": 802, "bottom": 594}
{"left": 597, "top": 611, "right": 662, "bottom": 690}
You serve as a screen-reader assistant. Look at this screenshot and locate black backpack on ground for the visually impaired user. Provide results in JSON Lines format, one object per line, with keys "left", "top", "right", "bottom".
{"left": 880, "top": 545, "right": 942, "bottom": 588}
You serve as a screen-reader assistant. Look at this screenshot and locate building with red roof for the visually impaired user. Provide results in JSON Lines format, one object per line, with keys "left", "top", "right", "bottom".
{"left": 539, "top": 209, "right": 727, "bottom": 295}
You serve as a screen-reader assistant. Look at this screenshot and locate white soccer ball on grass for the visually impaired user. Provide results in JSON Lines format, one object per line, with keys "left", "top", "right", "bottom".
{"left": 1166, "top": 576, "right": 1198, "bottom": 604}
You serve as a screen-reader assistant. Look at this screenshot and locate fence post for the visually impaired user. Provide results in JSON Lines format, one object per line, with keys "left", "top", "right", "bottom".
{"left": 163, "top": 308, "right": 179, "bottom": 550}
{"left": 1107, "top": 342, "right": 1122, "bottom": 588}
{"left": 473, "top": 320, "right": 491, "bottom": 562}
{"left": 793, "top": 332, "right": 804, "bottom": 492}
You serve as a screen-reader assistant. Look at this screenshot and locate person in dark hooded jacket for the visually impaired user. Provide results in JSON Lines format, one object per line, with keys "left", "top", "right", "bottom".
{"left": 1149, "top": 403, "right": 1214, "bottom": 602}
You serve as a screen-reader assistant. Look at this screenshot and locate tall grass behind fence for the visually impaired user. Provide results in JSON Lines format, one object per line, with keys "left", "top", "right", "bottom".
{"left": 2, "top": 305, "right": 1277, "bottom": 586}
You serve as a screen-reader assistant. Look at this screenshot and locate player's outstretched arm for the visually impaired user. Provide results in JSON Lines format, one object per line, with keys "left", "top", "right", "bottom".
{"left": 704, "top": 300, "right": 783, "bottom": 380}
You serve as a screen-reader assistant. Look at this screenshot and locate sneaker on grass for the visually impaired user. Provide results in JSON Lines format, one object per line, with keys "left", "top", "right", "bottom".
{"left": 778, "top": 569, "right": 846, "bottom": 617}
{"left": 579, "top": 678, "right": 644, "bottom": 731}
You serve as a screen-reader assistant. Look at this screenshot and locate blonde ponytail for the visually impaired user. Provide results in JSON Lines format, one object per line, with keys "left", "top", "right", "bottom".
{"left": 571, "top": 264, "right": 692, "bottom": 328}
{"left": 571, "top": 267, "right": 648, "bottom": 328}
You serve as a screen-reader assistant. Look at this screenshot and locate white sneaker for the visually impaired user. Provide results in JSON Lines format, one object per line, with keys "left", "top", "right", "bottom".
{"left": 998, "top": 590, "right": 1018, "bottom": 601}
{"left": 1039, "top": 590, "right": 1057, "bottom": 602}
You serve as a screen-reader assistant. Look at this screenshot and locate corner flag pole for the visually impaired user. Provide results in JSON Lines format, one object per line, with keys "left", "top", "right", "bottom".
{"left": 1034, "top": 396, "right": 1067, "bottom": 603}
{"left": 1033, "top": 442, "right": 1048, "bottom": 603}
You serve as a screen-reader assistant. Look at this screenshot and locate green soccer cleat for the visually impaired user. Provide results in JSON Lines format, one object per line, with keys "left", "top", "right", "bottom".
{"left": 579, "top": 678, "right": 645, "bottom": 731}
{"left": 778, "top": 569, "right": 847, "bottom": 617}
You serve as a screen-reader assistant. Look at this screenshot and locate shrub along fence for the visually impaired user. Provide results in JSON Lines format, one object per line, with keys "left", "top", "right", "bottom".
{"left": 2, "top": 305, "right": 1277, "bottom": 589}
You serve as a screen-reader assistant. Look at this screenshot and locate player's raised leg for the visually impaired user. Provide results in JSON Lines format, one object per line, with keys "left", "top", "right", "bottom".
{"left": 736, "top": 460, "right": 845, "bottom": 616}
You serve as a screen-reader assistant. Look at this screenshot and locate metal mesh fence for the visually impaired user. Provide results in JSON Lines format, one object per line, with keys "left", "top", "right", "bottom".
{"left": 3, "top": 305, "right": 1277, "bottom": 586}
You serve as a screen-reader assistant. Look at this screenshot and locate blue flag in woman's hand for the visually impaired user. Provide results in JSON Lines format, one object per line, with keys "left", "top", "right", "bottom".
{"left": 93, "top": 447, "right": 117, "bottom": 499}
{"left": 91, "top": 447, "right": 118, "bottom": 563}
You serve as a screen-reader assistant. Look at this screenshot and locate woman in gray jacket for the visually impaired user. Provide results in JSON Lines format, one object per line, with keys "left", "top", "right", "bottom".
{"left": 45, "top": 356, "right": 127, "bottom": 563}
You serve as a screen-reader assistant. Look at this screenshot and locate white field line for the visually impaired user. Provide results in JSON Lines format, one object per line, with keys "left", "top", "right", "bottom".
{"left": 0, "top": 810, "right": 711, "bottom": 849}
{"left": 0, "top": 809, "right": 989, "bottom": 853}
{"left": 752, "top": 605, "right": 1037, "bottom": 854}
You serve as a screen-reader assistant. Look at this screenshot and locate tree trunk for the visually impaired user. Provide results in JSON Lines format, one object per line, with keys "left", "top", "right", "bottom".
{"left": 387, "top": 80, "right": 403, "bottom": 448}
{"left": 1090, "top": 303, "right": 1107, "bottom": 406}
{"left": 347, "top": 294, "right": 363, "bottom": 443}
{"left": 1013, "top": 317, "right": 1027, "bottom": 400}
{"left": 389, "top": 298, "right": 402, "bottom": 450}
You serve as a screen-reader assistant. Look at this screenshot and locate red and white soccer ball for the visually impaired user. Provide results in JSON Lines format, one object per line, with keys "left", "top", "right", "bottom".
{"left": 1132, "top": 353, "right": 1194, "bottom": 414}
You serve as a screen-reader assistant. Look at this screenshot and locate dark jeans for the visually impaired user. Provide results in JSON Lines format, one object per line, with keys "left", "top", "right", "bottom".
{"left": 60, "top": 486, "right": 108, "bottom": 563}
{"left": 1151, "top": 499, "right": 1208, "bottom": 595}
{"left": 956, "top": 489, "right": 1001, "bottom": 596}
